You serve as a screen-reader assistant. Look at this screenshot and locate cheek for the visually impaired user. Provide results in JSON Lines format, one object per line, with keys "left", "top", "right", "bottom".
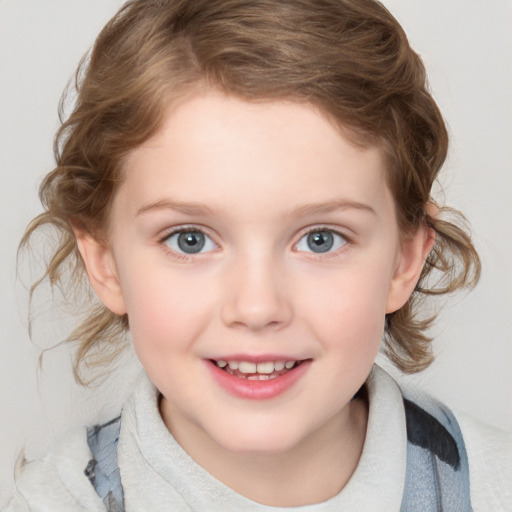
{"left": 299, "top": 263, "right": 392, "bottom": 351}
{"left": 120, "top": 270, "right": 214, "bottom": 358}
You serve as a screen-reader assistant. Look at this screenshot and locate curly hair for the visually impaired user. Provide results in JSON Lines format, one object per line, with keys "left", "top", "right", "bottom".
{"left": 21, "top": 0, "right": 480, "bottom": 384}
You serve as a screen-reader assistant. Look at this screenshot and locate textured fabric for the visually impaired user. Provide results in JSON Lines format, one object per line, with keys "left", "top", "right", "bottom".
{"left": 400, "top": 396, "right": 472, "bottom": 511}
{"left": 117, "top": 366, "right": 407, "bottom": 511}
{"left": 457, "top": 410, "right": 512, "bottom": 511}
{"left": 5, "top": 365, "right": 512, "bottom": 511}
{"left": 4, "top": 427, "right": 107, "bottom": 512}
{"left": 85, "top": 370, "right": 473, "bottom": 512}
{"left": 85, "top": 417, "right": 124, "bottom": 512}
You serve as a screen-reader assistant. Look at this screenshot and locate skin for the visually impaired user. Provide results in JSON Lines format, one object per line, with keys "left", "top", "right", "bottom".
{"left": 76, "top": 91, "right": 433, "bottom": 506}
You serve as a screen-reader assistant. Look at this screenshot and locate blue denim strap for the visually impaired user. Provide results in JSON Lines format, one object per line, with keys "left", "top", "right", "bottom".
{"left": 84, "top": 416, "right": 124, "bottom": 512}
{"left": 401, "top": 390, "right": 472, "bottom": 511}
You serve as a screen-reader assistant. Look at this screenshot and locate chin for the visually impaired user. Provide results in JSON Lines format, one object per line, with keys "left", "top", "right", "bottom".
{"left": 213, "top": 422, "right": 308, "bottom": 456}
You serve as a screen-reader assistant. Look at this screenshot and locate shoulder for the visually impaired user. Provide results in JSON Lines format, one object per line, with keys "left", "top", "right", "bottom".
{"left": 4, "top": 426, "right": 106, "bottom": 512}
{"left": 387, "top": 369, "right": 512, "bottom": 510}
{"left": 454, "top": 410, "right": 512, "bottom": 511}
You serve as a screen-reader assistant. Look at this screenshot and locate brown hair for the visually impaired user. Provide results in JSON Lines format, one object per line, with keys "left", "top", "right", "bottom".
{"left": 21, "top": 0, "right": 480, "bottom": 384}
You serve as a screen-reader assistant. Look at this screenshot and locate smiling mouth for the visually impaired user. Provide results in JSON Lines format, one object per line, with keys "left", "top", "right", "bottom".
{"left": 210, "top": 359, "right": 305, "bottom": 380}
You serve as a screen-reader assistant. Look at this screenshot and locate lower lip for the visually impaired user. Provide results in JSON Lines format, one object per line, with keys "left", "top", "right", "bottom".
{"left": 205, "top": 360, "right": 311, "bottom": 400}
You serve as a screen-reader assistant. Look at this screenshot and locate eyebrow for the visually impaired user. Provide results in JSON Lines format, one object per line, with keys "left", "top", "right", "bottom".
{"left": 136, "top": 198, "right": 376, "bottom": 218}
{"left": 136, "top": 200, "right": 216, "bottom": 217}
{"left": 290, "top": 199, "right": 376, "bottom": 217}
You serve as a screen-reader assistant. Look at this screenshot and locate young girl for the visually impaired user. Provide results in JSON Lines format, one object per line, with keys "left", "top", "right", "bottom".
{"left": 5, "top": 0, "right": 511, "bottom": 510}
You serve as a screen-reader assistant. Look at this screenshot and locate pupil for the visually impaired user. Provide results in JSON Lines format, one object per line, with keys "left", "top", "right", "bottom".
{"left": 307, "top": 231, "right": 334, "bottom": 253}
{"left": 177, "top": 232, "right": 205, "bottom": 253}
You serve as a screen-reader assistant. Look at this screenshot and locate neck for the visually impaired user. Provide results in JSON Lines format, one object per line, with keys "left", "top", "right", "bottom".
{"left": 164, "top": 397, "right": 368, "bottom": 507}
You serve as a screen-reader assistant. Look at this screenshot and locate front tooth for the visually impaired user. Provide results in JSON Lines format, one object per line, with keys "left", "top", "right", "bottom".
{"left": 228, "top": 361, "right": 239, "bottom": 370}
{"left": 285, "top": 361, "right": 295, "bottom": 369}
{"left": 238, "top": 361, "right": 257, "bottom": 373}
{"left": 256, "top": 362, "right": 274, "bottom": 374}
{"left": 274, "top": 361, "right": 285, "bottom": 371}
{"left": 217, "top": 360, "right": 227, "bottom": 368}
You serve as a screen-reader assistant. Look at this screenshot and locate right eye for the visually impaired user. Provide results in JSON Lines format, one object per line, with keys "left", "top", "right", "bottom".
{"left": 163, "top": 229, "right": 217, "bottom": 255}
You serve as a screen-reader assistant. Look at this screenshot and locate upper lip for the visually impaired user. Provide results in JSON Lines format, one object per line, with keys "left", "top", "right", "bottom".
{"left": 207, "top": 354, "right": 309, "bottom": 363}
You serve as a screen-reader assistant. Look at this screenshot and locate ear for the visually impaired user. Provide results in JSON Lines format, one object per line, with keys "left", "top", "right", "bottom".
{"left": 386, "top": 221, "right": 435, "bottom": 314}
{"left": 74, "top": 229, "right": 127, "bottom": 316}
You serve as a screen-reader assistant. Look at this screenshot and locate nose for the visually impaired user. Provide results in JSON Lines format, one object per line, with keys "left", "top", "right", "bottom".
{"left": 221, "top": 253, "right": 293, "bottom": 332}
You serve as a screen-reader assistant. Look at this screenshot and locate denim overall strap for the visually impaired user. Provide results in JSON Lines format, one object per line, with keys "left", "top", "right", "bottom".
{"left": 84, "top": 416, "right": 125, "bottom": 512}
{"left": 400, "top": 389, "right": 472, "bottom": 511}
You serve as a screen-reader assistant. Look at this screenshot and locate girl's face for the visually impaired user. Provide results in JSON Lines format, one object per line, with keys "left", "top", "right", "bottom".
{"left": 85, "top": 91, "right": 428, "bottom": 462}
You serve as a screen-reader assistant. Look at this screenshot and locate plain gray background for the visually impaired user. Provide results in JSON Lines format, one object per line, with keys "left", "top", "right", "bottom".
{"left": 1, "top": 0, "right": 511, "bottom": 504}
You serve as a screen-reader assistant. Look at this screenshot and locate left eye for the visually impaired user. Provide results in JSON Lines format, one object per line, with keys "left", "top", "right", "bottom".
{"left": 164, "top": 230, "right": 217, "bottom": 254}
{"left": 295, "top": 229, "right": 346, "bottom": 254}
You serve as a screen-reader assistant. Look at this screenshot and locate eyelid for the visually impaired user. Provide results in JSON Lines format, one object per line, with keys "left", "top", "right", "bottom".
{"left": 159, "top": 224, "right": 215, "bottom": 242}
{"left": 158, "top": 225, "right": 219, "bottom": 257}
{"left": 156, "top": 224, "right": 351, "bottom": 258}
{"left": 293, "top": 226, "right": 350, "bottom": 254}
{"left": 297, "top": 225, "right": 351, "bottom": 242}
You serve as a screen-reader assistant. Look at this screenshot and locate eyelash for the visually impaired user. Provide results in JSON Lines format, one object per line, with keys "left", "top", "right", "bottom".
{"left": 157, "top": 225, "right": 351, "bottom": 260}
{"left": 158, "top": 226, "right": 218, "bottom": 261}
{"left": 295, "top": 226, "right": 351, "bottom": 258}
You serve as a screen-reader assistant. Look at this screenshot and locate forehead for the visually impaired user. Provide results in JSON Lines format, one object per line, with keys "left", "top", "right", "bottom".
{"left": 116, "top": 92, "right": 393, "bottom": 221}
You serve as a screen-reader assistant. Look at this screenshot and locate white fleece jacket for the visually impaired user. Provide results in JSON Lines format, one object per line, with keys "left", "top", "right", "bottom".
{"left": 4, "top": 367, "right": 512, "bottom": 511}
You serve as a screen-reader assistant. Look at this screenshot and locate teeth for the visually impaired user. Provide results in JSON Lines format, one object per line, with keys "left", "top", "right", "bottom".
{"left": 217, "top": 359, "right": 298, "bottom": 374}
{"left": 238, "top": 361, "right": 257, "bottom": 374}
{"left": 256, "top": 362, "right": 274, "bottom": 374}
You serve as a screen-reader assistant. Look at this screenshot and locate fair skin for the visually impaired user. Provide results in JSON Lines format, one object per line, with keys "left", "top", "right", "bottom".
{"left": 76, "top": 91, "right": 433, "bottom": 507}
